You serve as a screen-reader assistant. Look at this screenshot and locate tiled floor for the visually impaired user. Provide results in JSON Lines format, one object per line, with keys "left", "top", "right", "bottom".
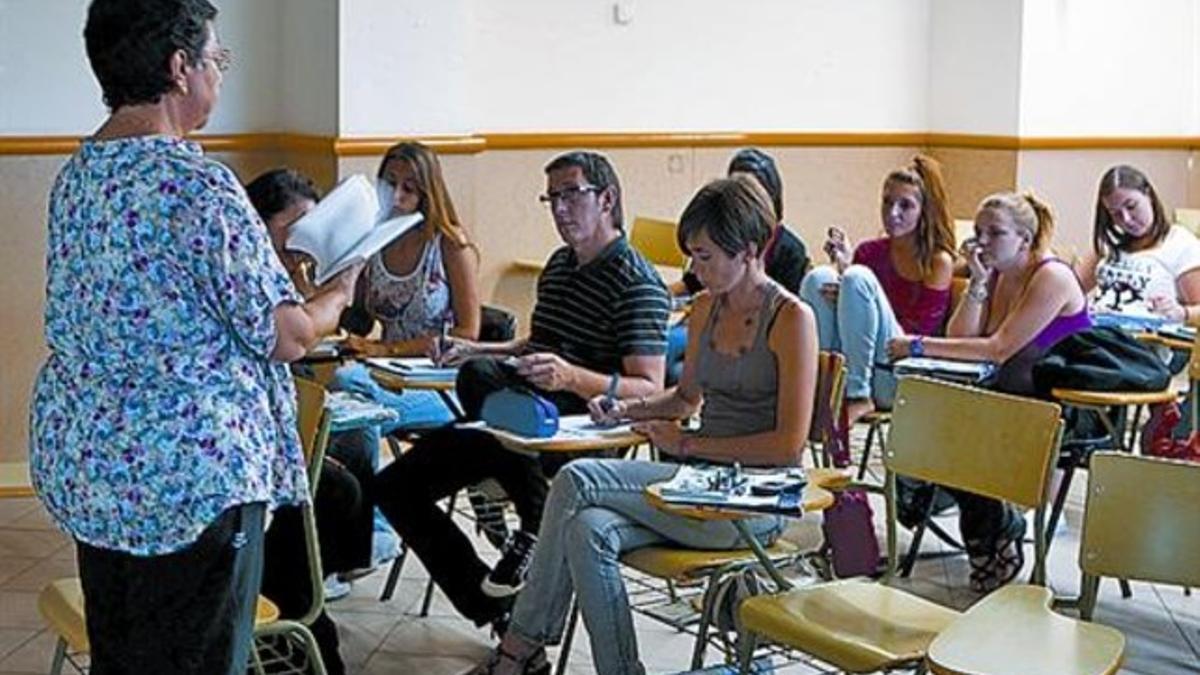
{"left": 2, "top": 455, "right": 1198, "bottom": 674}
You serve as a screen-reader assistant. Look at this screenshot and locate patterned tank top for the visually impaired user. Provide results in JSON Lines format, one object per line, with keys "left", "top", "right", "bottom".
{"left": 363, "top": 233, "right": 452, "bottom": 343}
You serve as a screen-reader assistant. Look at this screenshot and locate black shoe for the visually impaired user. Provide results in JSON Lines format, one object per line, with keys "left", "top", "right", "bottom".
{"left": 481, "top": 530, "right": 537, "bottom": 598}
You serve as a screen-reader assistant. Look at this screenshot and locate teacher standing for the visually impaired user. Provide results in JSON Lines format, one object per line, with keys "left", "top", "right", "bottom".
{"left": 28, "top": 1, "right": 359, "bottom": 673}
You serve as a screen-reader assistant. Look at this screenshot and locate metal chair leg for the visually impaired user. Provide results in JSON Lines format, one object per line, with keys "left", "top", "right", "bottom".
{"left": 48, "top": 638, "right": 66, "bottom": 675}
{"left": 689, "top": 571, "right": 724, "bottom": 670}
{"left": 736, "top": 631, "right": 758, "bottom": 674}
{"left": 379, "top": 544, "right": 408, "bottom": 601}
{"left": 554, "top": 598, "right": 580, "bottom": 675}
{"left": 857, "top": 421, "right": 878, "bottom": 480}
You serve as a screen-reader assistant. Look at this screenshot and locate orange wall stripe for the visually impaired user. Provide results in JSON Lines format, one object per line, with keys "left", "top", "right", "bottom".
{"left": 3, "top": 132, "right": 1198, "bottom": 156}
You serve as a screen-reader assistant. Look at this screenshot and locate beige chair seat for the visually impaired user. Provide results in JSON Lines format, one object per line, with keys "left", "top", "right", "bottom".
{"left": 928, "top": 585, "right": 1124, "bottom": 675}
{"left": 739, "top": 578, "right": 961, "bottom": 673}
{"left": 38, "top": 578, "right": 282, "bottom": 657}
{"left": 622, "top": 539, "right": 799, "bottom": 580}
{"left": 1049, "top": 388, "right": 1177, "bottom": 407}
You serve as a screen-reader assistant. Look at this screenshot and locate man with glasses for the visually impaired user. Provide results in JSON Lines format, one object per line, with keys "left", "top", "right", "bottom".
{"left": 373, "top": 151, "right": 669, "bottom": 633}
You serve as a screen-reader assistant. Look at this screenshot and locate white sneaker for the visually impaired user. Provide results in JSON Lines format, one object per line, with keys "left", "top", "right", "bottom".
{"left": 324, "top": 574, "right": 352, "bottom": 602}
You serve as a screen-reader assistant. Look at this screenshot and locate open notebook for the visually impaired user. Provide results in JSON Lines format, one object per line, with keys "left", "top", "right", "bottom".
{"left": 285, "top": 174, "right": 424, "bottom": 285}
{"left": 366, "top": 357, "right": 458, "bottom": 383}
{"left": 466, "top": 414, "right": 637, "bottom": 449}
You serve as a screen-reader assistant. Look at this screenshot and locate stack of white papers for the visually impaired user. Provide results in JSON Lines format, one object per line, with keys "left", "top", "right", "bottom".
{"left": 656, "top": 465, "right": 808, "bottom": 515}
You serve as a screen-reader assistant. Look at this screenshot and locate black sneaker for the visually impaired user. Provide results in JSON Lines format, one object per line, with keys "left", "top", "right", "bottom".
{"left": 481, "top": 530, "right": 537, "bottom": 598}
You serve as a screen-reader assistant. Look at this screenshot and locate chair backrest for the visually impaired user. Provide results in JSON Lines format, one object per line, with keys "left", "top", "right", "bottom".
{"left": 630, "top": 216, "right": 686, "bottom": 268}
{"left": 886, "top": 377, "right": 1062, "bottom": 510}
{"left": 1175, "top": 207, "right": 1200, "bottom": 235}
{"left": 809, "top": 351, "right": 846, "bottom": 447}
{"left": 1080, "top": 452, "right": 1200, "bottom": 587}
{"left": 294, "top": 377, "right": 332, "bottom": 495}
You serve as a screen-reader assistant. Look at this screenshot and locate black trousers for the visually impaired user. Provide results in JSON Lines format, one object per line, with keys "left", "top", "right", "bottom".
{"left": 945, "top": 488, "right": 1025, "bottom": 554}
{"left": 76, "top": 502, "right": 265, "bottom": 675}
{"left": 372, "top": 357, "right": 588, "bottom": 625}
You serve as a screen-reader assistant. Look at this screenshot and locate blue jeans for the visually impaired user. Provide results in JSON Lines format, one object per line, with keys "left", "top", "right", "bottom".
{"left": 328, "top": 363, "right": 456, "bottom": 546}
{"left": 799, "top": 265, "right": 900, "bottom": 407}
{"left": 508, "top": 459, "right": 782, "bottom": 675}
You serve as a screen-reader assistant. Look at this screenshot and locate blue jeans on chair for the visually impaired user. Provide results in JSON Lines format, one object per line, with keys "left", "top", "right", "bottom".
{"left": 508, "top": 459, "right": 782, "bottom": 675}
{"left": 800, "top": 265, "right": 901, "bottom": 408}
{"left": 328, "top": 362, "right": 457, "bottom": 563}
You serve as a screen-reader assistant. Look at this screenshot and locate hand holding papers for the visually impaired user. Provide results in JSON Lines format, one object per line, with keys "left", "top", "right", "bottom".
{"left": 286, "top": 174, "right": 423, "bottom": 284}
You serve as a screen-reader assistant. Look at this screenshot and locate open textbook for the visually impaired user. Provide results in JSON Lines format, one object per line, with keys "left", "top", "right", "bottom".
{"left": 285, "top": 174, "right": 424, "bottom": 285}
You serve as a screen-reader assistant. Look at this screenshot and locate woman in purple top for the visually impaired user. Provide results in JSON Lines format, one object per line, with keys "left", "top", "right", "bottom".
{"left": 799, "top": 155, "right": 956, "bottom": 426}
{"left": 888, "top": 192, "right": 1091, "bottom": 592}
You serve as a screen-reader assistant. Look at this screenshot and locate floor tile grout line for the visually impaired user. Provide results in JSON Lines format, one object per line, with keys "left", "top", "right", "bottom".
{"left": 1150, "top": 583, "right": 1200, "bottom": 661}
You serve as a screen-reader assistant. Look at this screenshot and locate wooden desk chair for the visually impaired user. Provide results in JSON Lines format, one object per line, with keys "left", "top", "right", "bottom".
{"left": 735, "top": 377, "right": 1063, "bottom": 673}
{"left": 250, "top": 377, "right": 332, "bottom": 675}
{"left": 854, "top": 278, "right": 967, "bottom": 482}
{"left": 629, "top": 216, "right": 686, "bottom": 269}
{"left": 39, "top": 380, "right": 331, "bottom": 675}
{"left": 552, "top": 351, "right": 847, "bottom": 674}
{"left": 1077, "top": 452, "right": 1200, "bottom": 620}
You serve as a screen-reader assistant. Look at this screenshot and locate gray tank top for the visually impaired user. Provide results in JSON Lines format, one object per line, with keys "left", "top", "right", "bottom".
{"left": 694, "top": 284, "right": 784, "bottom": 439}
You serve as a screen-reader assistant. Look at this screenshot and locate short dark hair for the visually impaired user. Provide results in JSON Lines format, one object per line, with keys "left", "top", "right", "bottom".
{"left": 544, "top": 151, "right": 624, "bottom": 230}
{"left": 84, "top": 0, "right": 217, "bottom": 110}
{"left": 245, "top": 169, "right": 319, "bottom": 222}
{"left": 677, "top": 177, "right": 774, "bottom": 259}
{"left": 1092, "top": 164, "right": 1171, "bottom": 258}
{"left": 727, "top": 148, "right": 784, "bottom": 220}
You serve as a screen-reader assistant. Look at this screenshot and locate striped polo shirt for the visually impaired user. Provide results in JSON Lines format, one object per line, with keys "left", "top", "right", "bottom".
{"left": 528, "top": 236, "right": 669, "bottom": 375}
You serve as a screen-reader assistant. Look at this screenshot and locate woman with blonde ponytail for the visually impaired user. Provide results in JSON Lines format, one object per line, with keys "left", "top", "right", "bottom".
{"left": 800, "top": 154, "right": 956, "bottom": 425}
{"left": 887, "top": 191, "right": 1091, "bottom": 593}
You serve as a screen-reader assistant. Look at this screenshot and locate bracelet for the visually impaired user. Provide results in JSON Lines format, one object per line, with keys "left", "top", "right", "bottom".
{"left": 910, "top": 336, "right": 925, "bottom": 358}
{"left": 966, "top": 282, "right": 988, "bottom": 303}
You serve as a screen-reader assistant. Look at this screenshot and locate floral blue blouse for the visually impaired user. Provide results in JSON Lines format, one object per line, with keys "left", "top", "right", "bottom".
{"left": 30, "top": 136, "right": 309, "bottom": 556}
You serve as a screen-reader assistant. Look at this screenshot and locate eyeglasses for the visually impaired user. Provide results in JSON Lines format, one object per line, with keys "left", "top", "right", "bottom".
{"left": 202, "top": 47, "right": 232, "bottom": 73}
{"left": 538, "top": 184, "right": 603, "bottom": 207}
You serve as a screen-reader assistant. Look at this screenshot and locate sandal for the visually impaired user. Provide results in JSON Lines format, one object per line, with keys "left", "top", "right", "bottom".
{"left": 462, "top": 644, "right": 549, "bottom": 675}
{"left": 967, "top": 536, "right": 1025, "bottom": 593}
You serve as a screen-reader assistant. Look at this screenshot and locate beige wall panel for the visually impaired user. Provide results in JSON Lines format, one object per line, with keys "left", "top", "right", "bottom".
{"left": 694, "top": 146, "right": 920, "bottom": 255}
{"left": 1016, "top": 150, "right": 1193, "bottom": 261}
{"left": 1188, "top": 151, "right": 1200, "bottom": 208}
{"left": 0, "top": 155, "right": 62, "bottom": 461}
{"left": 927, "top": 147, "right": 1018, "bottom": 220}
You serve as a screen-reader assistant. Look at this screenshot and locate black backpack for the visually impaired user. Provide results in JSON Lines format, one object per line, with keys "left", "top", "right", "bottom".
{"left": 1031, "top": 326, "right": 1170, "bottom": 398}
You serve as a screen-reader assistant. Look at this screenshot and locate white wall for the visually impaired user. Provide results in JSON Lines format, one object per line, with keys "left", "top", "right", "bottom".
{"left": 338, "top": 0, "right": 472, "bottom": 136}
{"left": 928, "top": 0, "right": 1022, "bottom": 135}
{"left": 0, "top": 0, "right": 106, "bottom": 133}
{"left": 0, "top": 0, "right": 292, "bottom": 134}
{"left": 1019, "top": 0, "right": 1199, "bottom": 136}
{"left": 281, "top": 0, "right": 339, "bottom": 134}
{"left": 338, "top": 0, "right": 932, "bottom": 136}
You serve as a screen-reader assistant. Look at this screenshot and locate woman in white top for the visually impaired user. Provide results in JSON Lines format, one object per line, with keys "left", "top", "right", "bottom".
{"left": 1076, "top": 165, "right": 1200, "bottom": 326}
